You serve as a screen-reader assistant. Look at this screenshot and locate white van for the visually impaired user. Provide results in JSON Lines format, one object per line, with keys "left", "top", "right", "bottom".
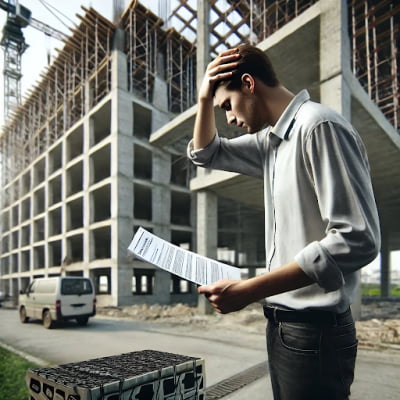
{"left": 19, "top": 277, "right": 96, "bottom": 329}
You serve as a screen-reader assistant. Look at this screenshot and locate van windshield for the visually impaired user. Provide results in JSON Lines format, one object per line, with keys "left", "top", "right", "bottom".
{"left": 61, "top": 279, "right": 93, "bottom": 295}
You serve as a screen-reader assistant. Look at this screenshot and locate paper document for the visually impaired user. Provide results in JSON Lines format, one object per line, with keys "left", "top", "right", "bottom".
{"left": 128, "top": 227, "right": 241, "bottom": 286}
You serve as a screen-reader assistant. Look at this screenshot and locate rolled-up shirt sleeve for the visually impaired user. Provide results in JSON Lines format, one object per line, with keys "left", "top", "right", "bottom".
{"left": 294, "top": 121, "right": 381, "bottom": 292}
{"left": 187, "top": 131, "right": 265, "bottom": 179}
{"left": 187, "top": 133, "right": 221, "bottom": 165}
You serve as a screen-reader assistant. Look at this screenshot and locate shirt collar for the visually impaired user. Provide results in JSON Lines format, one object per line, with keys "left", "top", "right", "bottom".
{"left": 270, "top": 89, "right": 310, "bottom": 142}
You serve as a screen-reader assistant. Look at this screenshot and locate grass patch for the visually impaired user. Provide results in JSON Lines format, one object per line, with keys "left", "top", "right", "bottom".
{"left": 0, "top": 346, "right": 40, "bottom": 400}
{"left": 361, "top": 283, "right": 400, "bottom": 297}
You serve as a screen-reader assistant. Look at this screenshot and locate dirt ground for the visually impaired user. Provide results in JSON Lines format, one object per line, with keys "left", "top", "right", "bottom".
{"left": 97, "top": 300, "right": 400, "bottom": 351}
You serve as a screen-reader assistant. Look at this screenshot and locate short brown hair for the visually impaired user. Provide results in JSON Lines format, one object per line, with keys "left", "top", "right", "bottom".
{"left": 215, "top": 44, "right": 279, "bottom": 94}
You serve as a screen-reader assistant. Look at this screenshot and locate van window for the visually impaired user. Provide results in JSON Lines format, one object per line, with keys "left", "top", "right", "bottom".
{"left": 28, "top": 281, "right": 37, "bottom": 294}
{"left": 61, "top": 279, "right": 93, "bottom": 295}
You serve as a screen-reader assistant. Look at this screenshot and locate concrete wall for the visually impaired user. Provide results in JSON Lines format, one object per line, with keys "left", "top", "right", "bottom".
{"left": 0, "top": 47, "right": 197, "bottom": 307}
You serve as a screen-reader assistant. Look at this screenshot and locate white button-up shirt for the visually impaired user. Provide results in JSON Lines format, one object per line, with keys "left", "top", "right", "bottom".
{"left": 188, "top": 90, "right": 380, "bottom": 313}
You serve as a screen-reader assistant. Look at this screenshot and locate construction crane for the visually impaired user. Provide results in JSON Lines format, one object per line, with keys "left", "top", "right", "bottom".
{"left": 0, "top": 0, "right": 68, "bottom": 120}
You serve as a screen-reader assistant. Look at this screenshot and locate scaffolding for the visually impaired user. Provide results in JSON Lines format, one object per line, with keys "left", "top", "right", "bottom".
{"left": 166, "top": 0, "right": 318, "bottom": 56}
{"left": 0, "top": 0, "right": 199, "bottom": 193}
{"left": 0, "top": 7, "right": 114, "bottom": 201}
{"left": 167, "top": 0, "right": 398, "bottom": 129}
{"left": 122, "top": 2, "right": 163, "bottom": 103}
{"left": 122, "top": 1, "right": 196, "bottom": 113}
{"left": 349, "top": 0, "right": 399, "bottom": 131}
{"left": 0, "top": 0, "right": 399, "bottom": 202}
{"left": 0, "top": 0, "right": 399, "bottom": 306}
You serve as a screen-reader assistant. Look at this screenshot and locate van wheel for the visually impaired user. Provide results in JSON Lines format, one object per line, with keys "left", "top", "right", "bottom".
{"left": 76, "top": 316, "right": 89, "bottom": 326}
{"left": 19, "top": 307, "right": 29, "bottom": 323}
{"left": 43, "top": 310, "right": 54, "bottom": 329}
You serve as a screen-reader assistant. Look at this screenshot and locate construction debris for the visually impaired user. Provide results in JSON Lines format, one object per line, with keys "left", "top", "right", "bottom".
{"left": 97, "top": 300, "right": 400, "bottom": 351}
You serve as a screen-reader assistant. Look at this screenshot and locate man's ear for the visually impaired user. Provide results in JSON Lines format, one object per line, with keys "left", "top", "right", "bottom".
{"left": 241, "top": 73, "right": 255, "bottom": 93}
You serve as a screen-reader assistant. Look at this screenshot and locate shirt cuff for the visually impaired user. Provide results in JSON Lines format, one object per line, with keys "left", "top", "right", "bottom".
{"left": 294, "top": 241, "right": 345, "bottom": 292}
{"left": 187, "top": 134, "right": 220, "bottom": 165}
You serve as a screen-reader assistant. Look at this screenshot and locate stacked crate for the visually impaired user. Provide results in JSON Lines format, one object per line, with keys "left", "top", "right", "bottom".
{"left": 26, "top": 349, "right": 205, "bottom": 400}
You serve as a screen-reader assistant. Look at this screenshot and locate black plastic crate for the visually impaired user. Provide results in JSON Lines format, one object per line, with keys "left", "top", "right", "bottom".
{"left": 26, "top": 349, "right": 205, "bottom": 400}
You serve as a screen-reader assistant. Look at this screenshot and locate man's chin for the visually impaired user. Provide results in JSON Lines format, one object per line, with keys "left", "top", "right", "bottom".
{"left": 248, "top": 123, "right": 268, "bottom": 133}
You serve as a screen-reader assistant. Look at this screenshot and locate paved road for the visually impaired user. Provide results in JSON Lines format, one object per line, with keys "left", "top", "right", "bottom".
{"left": 1, "top": 308, "right": 400, "bottom": 399}
{"left": 0, "top": 309, "right": 267, "bottom": 388}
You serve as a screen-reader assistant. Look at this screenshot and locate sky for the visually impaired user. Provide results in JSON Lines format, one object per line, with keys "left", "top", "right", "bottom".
{"left": 0, "top": 0, "right": 159, "bottom": 125}
{"left": 0, "top": 1, "right": 398, "bottom": 279}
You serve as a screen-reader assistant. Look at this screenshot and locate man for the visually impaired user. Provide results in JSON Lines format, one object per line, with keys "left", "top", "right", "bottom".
{"left": 187, "top": 45, "right": 380, "bottom": 399}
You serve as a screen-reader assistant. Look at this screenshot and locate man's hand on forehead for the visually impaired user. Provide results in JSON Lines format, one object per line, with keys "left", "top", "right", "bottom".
{"left": 211, "top": 48, "right": 241, "bottom": 79}
{"left": 197, "top": 48, "right": 241, "bottom": 101}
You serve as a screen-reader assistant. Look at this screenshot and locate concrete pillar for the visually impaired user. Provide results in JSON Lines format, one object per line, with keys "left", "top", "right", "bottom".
{"left": 196, "top": 0, "right": 210, "bottom": 91}
{"left": 195, "top": 1, "right": 213, "bottom": 313}
{"left": 320, "top": 0, "right": 362, "bottom": 319}
{"left": 153, "top": 52, "right": 169, "bottom": 113}
{"left": 113, "top": 91, "right": 134, "bottom": 305}
{"left": 196, "top": 190, "right": 217, "bottom": 314}
{"left": 149, "top": 49, "right": 173, "bottom": 304}
{"left": 152, "top": 52, "right": 171, "bottom": 133}
{"left": 111, "top": 44, "right": 128, "bottom": 92}
{"left": 380, "top": 230, "right": 391, "bottom": 298}
{"left": 61, "top": 111, "right": 71, "bottom": 271}
{"left": 196, "top": 191, "right": 217, "bottom": 257}
{"left": 152, "top": 151, "right": 172, "bottom": 304}
{"left": 11, "top": 277, "right": 18, "bottom": 305}
{"left": 81, "top": 83, "right": 92, "bottom": 278}
{"left": 110, "top": 46, "right": 134, "bottom": 305}
{"left": 319, "top": 0, "right": 351, "bottom": 119}
{"left": 84, "top": 75, "right": 93, "bottom": 115}
{"left": 83, "top": 116, "right": 93, "bottom": 265}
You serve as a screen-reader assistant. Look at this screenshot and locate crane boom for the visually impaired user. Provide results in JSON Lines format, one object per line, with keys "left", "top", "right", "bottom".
{"left": 0, "top": 0, "right": 68, "bottom": 120}
{"left": 30, "top": 17, "right": 68, "bottom": 42}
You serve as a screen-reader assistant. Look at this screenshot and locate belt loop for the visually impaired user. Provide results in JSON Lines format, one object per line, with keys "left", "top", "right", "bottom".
{"left": 273, "top": 307, "right": 278, "bottom": 323}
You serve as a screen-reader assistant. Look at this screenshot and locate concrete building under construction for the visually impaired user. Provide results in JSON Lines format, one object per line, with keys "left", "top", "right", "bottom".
{"left": 0, "top": 0, "right": 399, "bottom": 308}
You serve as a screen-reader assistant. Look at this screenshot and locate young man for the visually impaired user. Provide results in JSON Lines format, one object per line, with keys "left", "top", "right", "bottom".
{"left": 187, "top": 45, "right": 381, "bottom": 399}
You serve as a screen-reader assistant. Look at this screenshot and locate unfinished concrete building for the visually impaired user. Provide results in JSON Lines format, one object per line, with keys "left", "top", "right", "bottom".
{"left": 0, "top": 1, "right": 199, "bottom": 306}
{"left": 0, "top": 0, "right": 399, "bottom": 307}
{"left": 152, "top": 0, "right": 400, "bottom": 302}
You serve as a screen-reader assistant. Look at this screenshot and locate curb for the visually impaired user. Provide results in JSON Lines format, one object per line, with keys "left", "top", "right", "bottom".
{"left": 0, "top": 341, "right": 50, "bottom": 367}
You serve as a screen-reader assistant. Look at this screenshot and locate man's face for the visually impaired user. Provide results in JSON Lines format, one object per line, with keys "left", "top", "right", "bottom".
{"left": 215, "top": 82, "right": 265, "bottom": 134}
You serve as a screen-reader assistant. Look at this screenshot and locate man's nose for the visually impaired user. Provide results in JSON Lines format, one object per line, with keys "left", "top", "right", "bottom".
{"left": 226, "top": 111, "right": 236, "bottom": 125}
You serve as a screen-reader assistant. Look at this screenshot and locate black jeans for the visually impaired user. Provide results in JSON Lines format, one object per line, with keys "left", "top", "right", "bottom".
{"left": 266, "top": 308, "right": 357, "bottom": 400}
